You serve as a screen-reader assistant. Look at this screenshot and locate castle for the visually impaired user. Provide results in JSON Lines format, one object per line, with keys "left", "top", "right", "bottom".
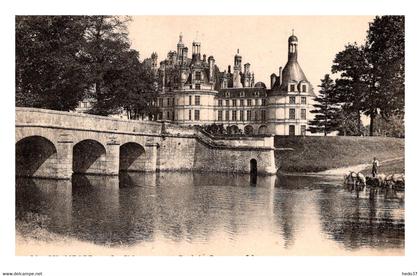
{"left": 145, "top": 33, "right": 315, "bottom": 136}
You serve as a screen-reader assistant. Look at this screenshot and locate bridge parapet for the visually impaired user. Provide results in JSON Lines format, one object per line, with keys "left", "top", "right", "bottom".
{"left": 15, "top": 108, "right": 277, "bottom": 178}
{"left": 16, "top": 107, "right": 163, "bottom": 135}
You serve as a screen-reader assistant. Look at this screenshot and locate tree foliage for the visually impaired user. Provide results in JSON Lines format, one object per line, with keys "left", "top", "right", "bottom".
{"left": 309, "top": 74, "right": 341, "bottom": 136}
{"left": 16, "top": 16, "right": 89, "bottom": 110}
{"left": 16, "top": 15, "right": 157, "bottom": 119}
{"left": 330, "top": 16, "right": 404, "bottom": 136}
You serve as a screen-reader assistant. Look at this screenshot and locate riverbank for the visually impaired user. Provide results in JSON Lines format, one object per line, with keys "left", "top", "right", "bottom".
{"left": 275, "top": 136, "right": 404, "bottom": 173}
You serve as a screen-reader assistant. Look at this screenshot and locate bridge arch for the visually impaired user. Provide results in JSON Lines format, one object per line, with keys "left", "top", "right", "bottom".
{"left": 244, "top": 125, "right": 254, "bottom": 135}
{"left": 258, "top": 125, "right": 268, "bottom": 135}
{"left": 227, "top": 125, "right": 240, "bottom": 135}
{"left": 73, "top": 139, "right": 106, "bottom": 175}
{"left": 119, "top": 142, "right": 146, "bottom": 172}
{"left": 16, "top": 135, "right": 58, "bottom": 178}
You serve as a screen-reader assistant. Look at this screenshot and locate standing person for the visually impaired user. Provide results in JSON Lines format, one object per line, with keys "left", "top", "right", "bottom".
{"left": 372, "top": 157, "right": 380, "bottom": 177}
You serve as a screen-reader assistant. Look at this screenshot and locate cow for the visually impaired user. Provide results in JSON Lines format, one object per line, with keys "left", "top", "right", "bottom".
{"left": 344, "top": 171, "right": 365, "bottom": 187}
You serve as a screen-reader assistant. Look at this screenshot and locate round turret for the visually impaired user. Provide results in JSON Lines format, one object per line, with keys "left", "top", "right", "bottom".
{"left": 288, "top": 35, "right": 298, "bottom": 43}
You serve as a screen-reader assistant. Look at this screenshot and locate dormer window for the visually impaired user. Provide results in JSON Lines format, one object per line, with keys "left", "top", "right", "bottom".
{"left": 195, "top": 83, "right": 201, "bottom": 90}
{"left": 240, "top": 91, "right": 245, "bottom": 97}
{"left": 290, "top": 84, "right": 296, "bottom": 92}
{"left": 225, "top": 92, "right": 230, "bottom": 97}
{"left": 301, "top": 84, "right": 307, "bottom": 93}
{"left": 195, "top": 71, "right": 201, "bottom": 81}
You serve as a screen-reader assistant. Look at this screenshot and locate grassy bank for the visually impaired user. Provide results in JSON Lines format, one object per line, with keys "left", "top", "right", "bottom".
{"left": 275, "top": 136, "right": 404, "bottom": 173}
{"left": 360, "top": 158, "right": 405, "bottom": 176}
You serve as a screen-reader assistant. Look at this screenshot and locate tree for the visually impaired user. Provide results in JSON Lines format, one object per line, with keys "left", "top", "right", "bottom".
{"left": 331, "top": 43, "right": 370, "bottom": 135}
{"left": 309, "top": 74, "right": 341, "bottom": 136}
{"left": 370, "top": 114, "right": 404, "bottom": 138}
{"left": 16, "top": 16, "right": 89, "bottom": 110}
{"left": 365, "top": 16, "right": 405, "bottom": 134}
{"left": 330, "top": 16, "right": 405, "bottom": 136}
{"left": 78, "top": 16, "right": 156, "bottom": 118}
{"left": 108, "top": 50, "right": 158, "bottom": 120}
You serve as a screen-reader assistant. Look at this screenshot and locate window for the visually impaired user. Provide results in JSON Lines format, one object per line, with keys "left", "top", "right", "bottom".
{"left": 301, "top": 109, "right": 306, "bottom": 120}
{"left": 289, "top": 125, "right": 295, "bottom": 136}
{"left": 225, "top": 100, "right": 230, "bottom": 107}
{"left": 172, "top": 98, "right": 175, "bottom": 106}
{"left": 290, "top": 84, "right": 296, "bottom": 92}
{"left": 195, "top": 71, "right": 201, "bottom": 80}
{"left": 240, "top": 91, "right": 245, "bottom": 97}
{"left": 247, "top": 110, "right": 251, "bottom": 121}
{"left": 255, "top": 111, "right": 259, "bottom": 121}
{"left": 225, "top": 92, "right": 230, "bottom": 97}
{"left": 240, "top": 99, "right": 244, "bottom": 106}
{"left": 225, "top": 110, "right": 230, "bottom": 121}
{"left": 218, "top": 110, "right": 223, "bottom": 121}
{"left": 167, "top": 98, "right": 170, "bottom": 106}
{"left": 194, "top": 110, "right": 200, "bottom": 120}
{"left": 289, "top": 108, "right": 296, "bottom": 119}
{"left": 189, "top": 110, "right": 192, "bottom": 120}
{"left": 301, "top": 125, "right": 306, "bottom": 136}
{"left": 159, "top": 98, "right": 164, "bottom": 107}
{"left": 289, "top": 96, "right": 296, "bottom": 104}
{"left": 247, "top": 99, "right": 252, "bottom": 106}
{"left": 262, "top": 99, "right": 266, "bottom": 106}
{"left": 301, "top": 96, "right": 307, "bottom": 105}
{"left": 232, "top": 110, "right": 237, "bottom": 121}
{"left": 189, "top": 96, "right": 192, "bottom": 106}
{"left": 195, "top": 83, "right": 201, "bottom": 90}
{"left": 218, "top": 100, "right": 223, "bottom": 106}
{"left": 167, "top": 111, "right": 170, "bottom": 119}
{"left": 240, "top": 110, "right": 244, "bottom": 121}
{"left": 302, "top": 84, "right": 307, "bottom": 93}
{"left": 261, "top": 110, "right": 266, "bottom": 121}
{"left": 232, "top": 100, "right": 237, "bottom": 107}
{"left": 195, "top": 95, "right": 200, "bottom": 106}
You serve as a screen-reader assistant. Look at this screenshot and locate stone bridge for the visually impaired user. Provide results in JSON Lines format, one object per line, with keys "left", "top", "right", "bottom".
{"left": 16, "top": 108, "right": 277, "bottom": 179}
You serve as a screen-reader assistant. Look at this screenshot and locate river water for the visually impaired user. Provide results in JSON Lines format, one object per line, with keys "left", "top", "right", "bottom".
{"left": 15, "top": 172, "right": 405, "bottom": 255}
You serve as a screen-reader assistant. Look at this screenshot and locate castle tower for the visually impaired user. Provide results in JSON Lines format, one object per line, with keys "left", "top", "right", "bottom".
{"left": 267, "top": 32, "right": 314, "bottom": 136}
{"left": 288, "top": 32, "right": 298, "bottom": 62}
{"left": 233, "top": 49, "right": 243, "bottom": 88}
{"left": 279, "top": 31, "right": 309, "bottom": 91}
{"left": 177, "top": 33, "right": 184, "bottom": 63}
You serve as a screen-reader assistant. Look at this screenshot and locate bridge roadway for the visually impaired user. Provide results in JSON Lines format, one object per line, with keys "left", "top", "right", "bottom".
{"left": 15, "top": 107, "right": 277, "bottom": 179}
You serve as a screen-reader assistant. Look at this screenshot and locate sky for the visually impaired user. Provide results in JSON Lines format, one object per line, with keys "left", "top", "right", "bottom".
{"left": 127, "top": 16, "right": 374, "bottom": 92}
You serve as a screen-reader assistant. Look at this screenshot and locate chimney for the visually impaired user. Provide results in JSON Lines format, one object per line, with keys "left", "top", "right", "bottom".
{"left": 270, "top": 73, "right": 277, "bottom": 89}
{"left": 203, "top": 54, "right": 207, "bottom": 62}
{"left": 208, "top": 56, "right": 215, "bottom": 80}
{"left": 192, "top": 41, "right": 201, "bottom": 63}
{"left": 228, "top": 65, "right": 231, "bottom": 74}
{"left": 279, "top": 67, "right": 283, "bottom": 86}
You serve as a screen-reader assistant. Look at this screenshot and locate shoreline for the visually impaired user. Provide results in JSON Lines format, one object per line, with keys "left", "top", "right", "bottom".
{"left": 278, "top": 156, "right": 404, "bottom": 178}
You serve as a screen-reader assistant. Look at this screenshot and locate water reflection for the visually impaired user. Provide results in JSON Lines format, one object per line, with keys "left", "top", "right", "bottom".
{"left": 16, "top": 172, "right": 404, "bottom": 254}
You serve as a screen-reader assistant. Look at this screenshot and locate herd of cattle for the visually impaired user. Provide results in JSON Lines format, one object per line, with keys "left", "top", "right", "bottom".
{"left": 344, "top": 172, "right": 405, "bottom": 190}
